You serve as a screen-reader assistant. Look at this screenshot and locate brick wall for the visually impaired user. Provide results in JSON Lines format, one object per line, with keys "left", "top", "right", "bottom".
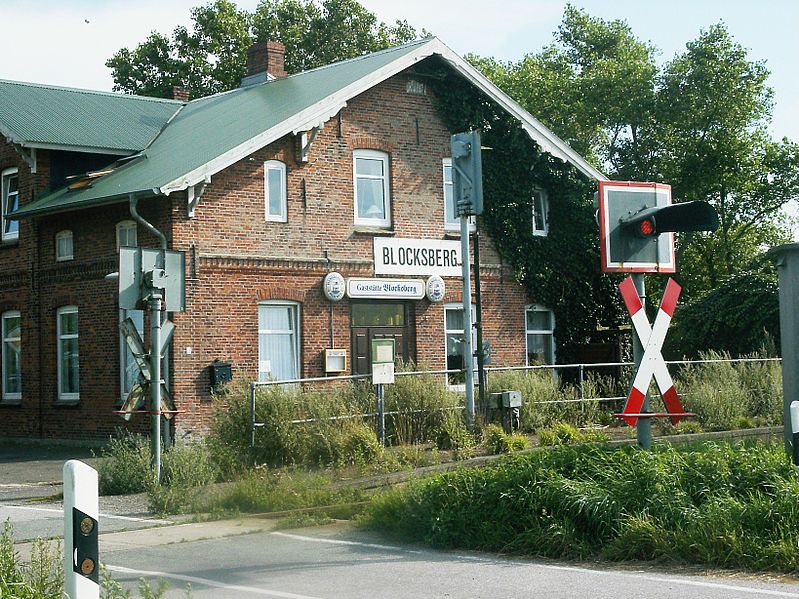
{"left": 0, "top": 68, "right": 530, "bottom": 440}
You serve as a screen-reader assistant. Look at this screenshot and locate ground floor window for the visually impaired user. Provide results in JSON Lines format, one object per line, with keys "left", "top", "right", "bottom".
{"left": 57, "top": 306, "right": 79, "bottom": 401}
{"left": 526, "top": 305, "right": 555, "bottom": 365}
{"left": 2, "top": 310, "right": 20, "bottom": 402}
{"left": 444, "top": 303, "right": 476, "bottom": 385}
{"left": 258, "top": 301, "right": 300, "bottom": 382}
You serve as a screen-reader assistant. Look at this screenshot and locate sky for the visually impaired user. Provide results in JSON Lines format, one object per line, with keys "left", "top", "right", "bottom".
{"left": 1, "top": 0, "right": 797, "bottom": 231}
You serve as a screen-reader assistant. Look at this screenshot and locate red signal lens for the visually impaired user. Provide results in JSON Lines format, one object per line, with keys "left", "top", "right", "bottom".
{"left": 639, "top": 218, "right": 655, "bottom": 236}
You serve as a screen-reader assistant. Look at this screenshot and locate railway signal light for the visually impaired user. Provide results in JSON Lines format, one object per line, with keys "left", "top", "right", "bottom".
{"left": 450, "top": 131, "right": 484, "bottom": 217}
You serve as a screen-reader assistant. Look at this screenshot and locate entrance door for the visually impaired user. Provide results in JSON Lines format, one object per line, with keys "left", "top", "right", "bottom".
{"left": 351, "top": 301, "right": 414, "bottom": 375}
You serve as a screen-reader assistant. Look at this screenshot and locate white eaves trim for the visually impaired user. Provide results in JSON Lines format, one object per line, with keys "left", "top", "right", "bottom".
{"left": 159, "top": 37, "right": 606, "bottom": 195}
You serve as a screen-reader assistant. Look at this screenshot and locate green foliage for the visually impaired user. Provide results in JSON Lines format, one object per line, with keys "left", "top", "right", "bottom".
{"left": 487, "top": 370, "right": 606, "bottom": 431}
{"left": 147, "top": 441, "right": 222, "bottom": 515}
{"left": 384, "top": 367, "right": 464, "bottom": 445}
{"left": 538, "top": 422, "right": 609, "bottom": 446}
{"left": 482, "top": 424, "right": 528, "bottom": 454}
{"left": 205, "top": 469, "right": 367, "bottom": 515}
{"left": 675, "top": 351, "right": 783, "bottom": 431}
{"left": 366, "top": 442, "right": 799, "bottom": 572}
{"left": 107, "top": 0, "right": 420, "bottom": 98}
{"left": 470, "top": 9, "right": 799, "bottom": 302}
{"left": 98, "top": 433, "right": 155, "bottom": 495}
{"left": 433, "top": 411, "right": 473, "bottom": 451}
{"left": 667, "top": 271, "right": 780, "bottom": 358}
{"left": 418, "top": 57, "right": 625, "bottom": 362}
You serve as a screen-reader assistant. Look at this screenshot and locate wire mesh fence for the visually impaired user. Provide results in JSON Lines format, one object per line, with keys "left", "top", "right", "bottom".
{"left": 249, "top": 356, "right": 784, "bottom": 448}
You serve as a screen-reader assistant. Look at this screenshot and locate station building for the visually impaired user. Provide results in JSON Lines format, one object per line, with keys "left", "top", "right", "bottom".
{"left": 0, "top": 38, "right": 603, "bottom": 439}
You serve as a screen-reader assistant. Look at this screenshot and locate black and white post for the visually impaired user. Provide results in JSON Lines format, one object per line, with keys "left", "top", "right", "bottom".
{"left": 63, "top": 460, "right": 99, "bottom": 599}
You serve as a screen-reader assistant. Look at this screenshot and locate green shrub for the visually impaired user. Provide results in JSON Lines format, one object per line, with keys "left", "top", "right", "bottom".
{"left": 434, "top": 411, "right": 473, "bottom": 451}
{"left": 97, "top": 433, "right": 154, "bottom": 495}
{"left": 365, "top": 441, "right": 799, "bottom": 573}
{"left": 482, "top": 424, "right": 527, "bottom": 454}
{"left": 384, "top": 365, "right": 463, "bottom": 445}
{"left": 487, "top": 370, "right": 603, "bottom": 431}
{"left": 676, "top": 350, "right": 783, "bottom": 431}
{"left": 538, "top": 422, "right": 608, "bottom": 446}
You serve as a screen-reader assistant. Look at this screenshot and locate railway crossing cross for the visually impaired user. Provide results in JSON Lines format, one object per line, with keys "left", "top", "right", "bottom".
{"left": 618, "top": 276, "right": 690, "bottom": 427}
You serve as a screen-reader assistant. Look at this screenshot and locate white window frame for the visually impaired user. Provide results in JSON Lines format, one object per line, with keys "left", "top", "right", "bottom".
{"left": 353, "top": 149, "right": 391, "bottom": 228}
{"left": 532, "top": 189, "right": 549, "bottom": 237}
{"left": 1, "top": 310, "right": 21, "bottom": 403}
{"left": 116, "top": 220, "right": 138, "bottom": 249}
{"left": 443, "top": 158, "right": 476, "bottom": 232}
{"left": 119, "top": 309, "right": 144, "bottom": 403}
{"left": 525, "top": 304, "right": 556, "bottom": 365}
{"left": 444, "top": 303, "right": 477, "bottom": 389}
{"left": 55, "top": 230, "right": 74, "bottom": 262}
{"left": 264, "top": 160, "right": 288, "bottom": 222}
{"left": 1, "top": 167, "right": 19, "bottom": 243}
{"left": 56, "top": 306, "right": 79, "bottom": 402}
{"left": 258, "top": 301, "right": 301, "bottom": 383}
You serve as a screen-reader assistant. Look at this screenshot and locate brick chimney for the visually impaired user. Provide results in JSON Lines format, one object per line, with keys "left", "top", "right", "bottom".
{"left": 247, "top": 41, "right": 287, "bottom": 80}
{"left": 169, "top": 85, "right": 190, "bottom": 102}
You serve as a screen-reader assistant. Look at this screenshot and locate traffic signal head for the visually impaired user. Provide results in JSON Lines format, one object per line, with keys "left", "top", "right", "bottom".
{"left": 450, "top": 131, "right": 484, "bottom": 217}
{"left": 599, "top": 181, "right": 719, "bottom": 273}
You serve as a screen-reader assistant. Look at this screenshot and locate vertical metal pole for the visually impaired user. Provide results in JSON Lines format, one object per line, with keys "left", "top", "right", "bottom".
{"left": 473, "top": 228, "right": 487, "bottom": 415}
{"left": 460, "top": 214, "right": 475, "bottom": 429}
{"left": 377, "top": 383, "right": 386, "bottom": 446}
{"left": 631, "top": 273, "right": 651, "bottom": 450}
{"left": 250, "top": 382, "right": 257, "bottom": 449}
{"left": 579, "top": 364, "right": 585, "bottom": 400}
{"left": 150, "top": 294, "right": 162, "bottom": 481}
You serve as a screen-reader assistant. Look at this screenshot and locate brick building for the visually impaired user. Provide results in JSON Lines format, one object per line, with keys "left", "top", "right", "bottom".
{"left": 0, "top": 38, "right": 603, "bottom": 439}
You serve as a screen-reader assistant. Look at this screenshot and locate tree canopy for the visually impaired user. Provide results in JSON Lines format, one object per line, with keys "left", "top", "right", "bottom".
{"left": 470, "top": 7, "right": 799, "bottom": 298}
{"left": 106, "top": 0, "right": 421, "bottom": 98}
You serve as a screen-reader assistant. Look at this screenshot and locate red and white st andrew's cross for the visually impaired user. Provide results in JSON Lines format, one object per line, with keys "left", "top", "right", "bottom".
{"left": 619, "top": 277, "right": 687, "bottom": 426}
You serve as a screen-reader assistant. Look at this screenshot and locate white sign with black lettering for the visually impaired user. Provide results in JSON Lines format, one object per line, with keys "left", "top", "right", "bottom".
{"left": 374, "top": 238, "right": 462, "bottom": 277}
{"left": 347, "top": 278, "right": 425, "bottom": 300}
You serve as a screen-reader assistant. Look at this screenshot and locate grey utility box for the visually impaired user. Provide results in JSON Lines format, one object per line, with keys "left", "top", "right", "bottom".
{"left": 489, "top": 390, "right": 522, "bottom": 409}
{"left": 769, "top": 243, "right": 799, "bottom": 455}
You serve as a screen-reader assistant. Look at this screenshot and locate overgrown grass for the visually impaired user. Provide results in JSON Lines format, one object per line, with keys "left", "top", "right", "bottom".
{"left": 675, "top": 350, "right": 782, "bottom": 431}
{"left": 365, "top": 441, "right": 799, "bottom": 573}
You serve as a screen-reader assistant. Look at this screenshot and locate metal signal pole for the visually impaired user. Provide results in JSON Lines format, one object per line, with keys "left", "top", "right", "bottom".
{"left": 461, "top": 213, "right": 475, "bottom": 430}
{"left": 631, "top": 272, "right": 651, "bottom": 450}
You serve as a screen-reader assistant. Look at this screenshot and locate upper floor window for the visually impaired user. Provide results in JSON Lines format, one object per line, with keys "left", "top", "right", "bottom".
{"left": 353, "top": 150, "right": 390, "bottom": 228}
{"left": 1, "top": 310, "right": 21, "bottom": 402}
{"left": 116, "top": 220, "right": 137, "bottom": 249}
{"left": 526, "top": 305, "right": 555, "bottom": 365}
{"left": 1, "top": 168, "right": 19, "bottom": 243}
{"left": 56, "top": 306, "right": 79, "bottom": 402}
{"left": 55, "top": 230, "right": 73, "bottom": 261}
{"left": 264, "top": 160, "right": 287, "bottom": 222}
{"left": 443, "top": 158, "right": 475, "bottom": 232}
{"left": 532, "top": 189, "right": 549, "bottom": 237}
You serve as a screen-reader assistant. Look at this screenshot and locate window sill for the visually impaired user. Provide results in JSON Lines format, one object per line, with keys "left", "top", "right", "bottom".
{"left": 0, "top": 239, "right": 20, "bottom": 249}
{"left": 54, "top": 399, "right": 80, "bottom": 407}
{"left": 353, "top": 226, "right": 395, "bottom": 236}
{"left": 0, "top": 399, "right": 21, "bottom": 407}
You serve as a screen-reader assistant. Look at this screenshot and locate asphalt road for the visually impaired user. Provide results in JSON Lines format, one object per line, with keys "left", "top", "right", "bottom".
{"left": 103, "top": 521, "right": 799, "bottom": 599}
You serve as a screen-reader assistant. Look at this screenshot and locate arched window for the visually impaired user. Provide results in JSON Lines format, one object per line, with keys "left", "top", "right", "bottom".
{"left": 1, "top": 310, "right": 21, "bottom": 402}
{"left": 116, "top": 220, "right": 138, "bottom": 249}
{"left": 258, "top": 301, "right": 300, "bottom": 382}
{"left": 55, "top": 230, "right": 73, "bottom": 261}
{"left": 353, "top": 150, "right": 391, "bottom": 227}
{"left": 1, "top": 167, "right": 19, "bottom": 242}
{"left": 264, "top": 160, "right": 287, "bottom": 222}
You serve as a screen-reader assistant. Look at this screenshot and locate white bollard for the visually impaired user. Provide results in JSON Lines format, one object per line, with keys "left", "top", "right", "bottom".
{"left": 63, "top": 460, "right": 100, "bottom": 599}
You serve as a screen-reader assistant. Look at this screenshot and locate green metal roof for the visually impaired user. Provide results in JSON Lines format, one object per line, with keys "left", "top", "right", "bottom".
{"left": 14, "top": 39, "right": 431, "bottom": 218}
{"left": 0, "top": 79, "right": 182, "bottom": 153}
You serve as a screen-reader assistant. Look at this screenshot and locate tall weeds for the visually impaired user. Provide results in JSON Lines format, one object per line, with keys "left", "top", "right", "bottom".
{"left": 366, "top": 441, "right": 799, "bottom": 573}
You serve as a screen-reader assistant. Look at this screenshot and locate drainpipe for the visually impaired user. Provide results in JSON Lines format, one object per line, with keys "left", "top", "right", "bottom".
{"left": 127, "top": 194, "right": 169, "bottom": 479}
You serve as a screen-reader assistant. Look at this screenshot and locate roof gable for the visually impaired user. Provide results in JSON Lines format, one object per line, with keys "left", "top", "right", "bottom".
{"left": 13, "top": 37, "right": 605, "bottom": 219}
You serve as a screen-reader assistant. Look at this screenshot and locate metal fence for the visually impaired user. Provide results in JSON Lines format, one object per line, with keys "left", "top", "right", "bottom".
{"left": 249, "top": 357, "right": 783, "bottom": 447}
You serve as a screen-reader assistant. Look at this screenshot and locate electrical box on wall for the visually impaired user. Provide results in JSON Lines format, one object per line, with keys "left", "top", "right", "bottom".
{"left": 324, "top": 349, "right": 347, "bottom": 373}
